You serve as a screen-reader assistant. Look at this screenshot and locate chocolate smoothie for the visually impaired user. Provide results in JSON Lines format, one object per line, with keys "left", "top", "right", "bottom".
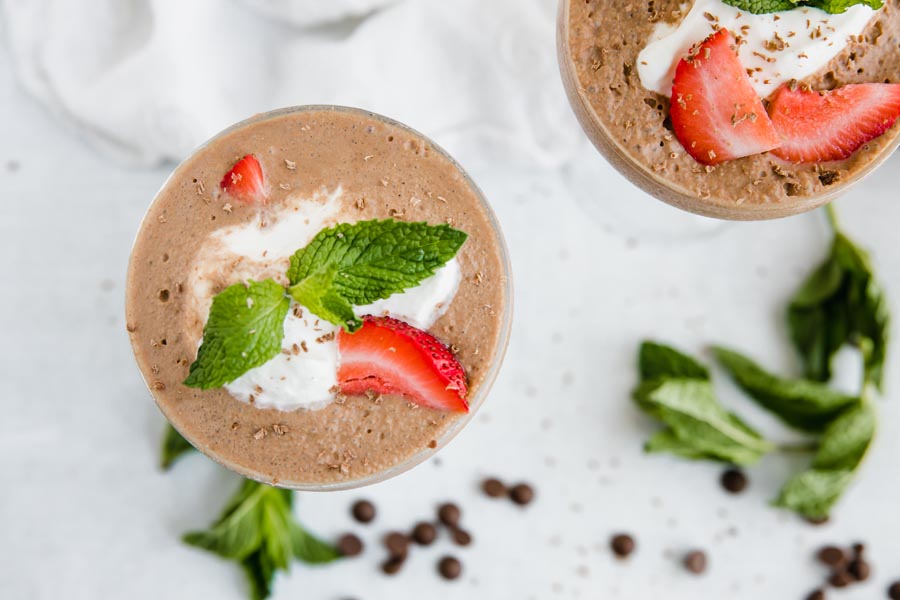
{"left": 126, "top": 107, "right": 512, "bottom": 489}
{"left": 559, "top": 0, "right": 900, "bottom": 219}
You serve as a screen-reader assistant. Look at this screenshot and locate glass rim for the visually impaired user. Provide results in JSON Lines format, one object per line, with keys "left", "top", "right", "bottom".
{"left": 127, "top": 104, "right": 514, "bottom": 491}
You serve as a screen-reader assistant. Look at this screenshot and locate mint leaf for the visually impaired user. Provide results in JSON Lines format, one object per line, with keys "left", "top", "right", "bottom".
{"left": 184, "top": 480, "right": 340, "bottom": 600}
{"left": 713, "top": 346, "right": 859, "bottom": 432}
{"left": 722, "top": 0, "right": 881, "bottom": 14}
{"left": 775, "top": 401, "right": 875, "bottom": 519}
{"left": 639, "top": 341, "right": 710, "bottom": 382}
{"left": 788, "top": 231, "right": 890, "bottom": 391}
{"left": 635, "top": 377, "right": 773, "bottom": 465}
{"left": 184, "top": 280, "right": 290, "bottom": 389}
{"left": 722, "top": 0, "right": 798, "bottom": 14}
{"left": 161, "top": 424, "right": 196, "bottom": 470}
{"left": 287, "top": 220, "right": 466, "bottom": 331}
{"left": 644, "top": 428, "right": 716, "bottom": 460}
{"left": 808, "top": 0, "right": 883, "bottom": 13}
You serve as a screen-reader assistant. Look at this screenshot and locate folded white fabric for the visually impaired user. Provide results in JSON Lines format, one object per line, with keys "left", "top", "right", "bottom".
{"left": 1, "top": 0, "right": 584, "bottom": 173}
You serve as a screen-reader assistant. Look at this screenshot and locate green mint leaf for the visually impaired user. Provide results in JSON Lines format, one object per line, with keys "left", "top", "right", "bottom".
{"left": 788, "top": 231, "right": 889, "bottom": 391}
{"left": 639, "top": 341, "right": 710, "bottom": 382}
{"left": 644, "top": 428, "right": 717, "bottom": 460}
{"left": 773, "top": 469, "right": 855, "bottom": 520}
{"left": 184, "top": 280, "right": 290, "bottom": 389}
{"left": 184, "top": 480, "right": 340, "bottom": 600}
{"left": 812, "top": 401, "right": 875, "bottom": 471}
{"left": 722, "top": 0, "right": 798, "bottom": 14}
{"left": 807, "top": 0, "right": 883, "bottom": 13}
{"left": 722, "top": 0, "right": 880, "bottom": 14}
{"left": 775, "top": 401, "right": 875, "bottom": 519}
{"left": 161, "top": 424, "right": 196, "bottom": 470}
{"left": 241, "top": 549, "right": 276, "bottom": 600}
{"left": 286, "top": 220, "right": 466, "bottom": 330}
{"left": 713, "top": 346, "right": 859, "bottom": 432}
{"left": 635, "top": 378, "right": 773, "bottom": 465}
{"left": 291, "top": 523, "right": 342, "bottom": 564}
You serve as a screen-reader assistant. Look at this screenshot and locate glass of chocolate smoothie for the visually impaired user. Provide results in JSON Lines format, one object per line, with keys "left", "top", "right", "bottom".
{"left": 126, "top": 106, "right": 513, "bottom": 490}
{"left": 558, "top": 0, "right": 900, "bottom": 220}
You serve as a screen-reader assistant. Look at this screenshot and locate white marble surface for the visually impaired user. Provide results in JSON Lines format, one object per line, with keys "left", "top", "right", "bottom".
{"left": 3, "top": 11, "right": 900, "bottom": 600}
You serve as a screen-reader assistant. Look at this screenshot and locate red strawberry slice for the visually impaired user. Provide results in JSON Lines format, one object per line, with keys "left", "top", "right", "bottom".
{"left": 220, "top": 154, "right": 268, "bottom": 203}
{"left": 670, "top": 28, "right": 781, "bottom": 166}
{"left": 768, "top": 83, "right": 900, "bottom": 163}
{"left": 337, "top": 316, "right": 468, "bottom": 413}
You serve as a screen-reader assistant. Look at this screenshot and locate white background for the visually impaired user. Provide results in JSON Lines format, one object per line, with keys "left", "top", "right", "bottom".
{"left": 3, "top": 3, "right": 900, "bottom": 600}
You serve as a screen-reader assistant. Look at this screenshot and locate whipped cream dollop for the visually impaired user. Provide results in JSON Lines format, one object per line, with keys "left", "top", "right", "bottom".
{"left": 186, "top": 189, "right": 461, "bottom": 411}
{"left": 637, "top": 0, "right": 876, "bottom": 98}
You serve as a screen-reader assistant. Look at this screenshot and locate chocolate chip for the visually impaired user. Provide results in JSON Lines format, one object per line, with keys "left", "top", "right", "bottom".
{"left": 438, "top": 503, "right": 461, "bottom": 527}
{"left": 610, "top": 534, "right": 636, "bottom": 558}
{"left": 351, "top": 500, "right": 376, "bottom": 524}
{"left": 805, "top": 590, "right": 825, "bottom": 600}
{"left": 683, "top": 550, "right": 708, "bottom": 575}
{"left": 852, "top": 542, "right": 866, "bottom": 557}
{"left": 411, "top": 522, "right": 437, "bottom": 546}
{"left": 451, "top": 527, "right": 472, "bottom": 546}
{"left": 806, "top": 515, "right": 830, "bottom": 526}
{"left": 720, "top": 469, "right": 748, "bottom": 494}
{"left": 381, "top": 556, "right": 404, "bottom": 576}
{"left": 829, "top": 570, "right": 853, "bottom": 588}
{"left": 481, "top": 477, "right": 507, "bottom": 498}
{"left": 848, "top": 559, "right": 871, "bottom": 582}
{"left": 384, "top": 532, "right": 409, "bottom": 558}
{"left": 889, "top": 581, "right": 900, "bottom": 600}
{"left": 817, "top": 546, "right": 847, "bottom": 568}
{"left": 509, "top": 483, "right": 535, "bottom": 506}
{"left": 336, "top": 533, "right": 363, "bottom": 557}
{"left": 438, "top": 556, "right": 463, "bottom": 580}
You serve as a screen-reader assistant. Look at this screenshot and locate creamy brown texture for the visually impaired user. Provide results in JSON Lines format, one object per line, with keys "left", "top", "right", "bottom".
{"left": 126, "top": 108, "right": 509, "bottom": 488}
{"left": 563, "top": 0, "right": 900, "bottom": 217}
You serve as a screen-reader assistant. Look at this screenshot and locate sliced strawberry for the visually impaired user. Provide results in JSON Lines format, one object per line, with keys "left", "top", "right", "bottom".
{"left": 670, "top": 28, "right": 780, "bottom": 166}
{"left": 337, "top": 316, "right": 468, "bottom": 413}
{"left": 768, "top": 83, "right": 900, "bottom": 164}
{"left": 220, "top": 154, "right": 268, "bottom": 203}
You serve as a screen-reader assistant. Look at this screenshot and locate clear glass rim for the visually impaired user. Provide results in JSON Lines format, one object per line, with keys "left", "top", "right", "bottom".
{"left": 128, "top": 104, "right": 514, "bottom": 491}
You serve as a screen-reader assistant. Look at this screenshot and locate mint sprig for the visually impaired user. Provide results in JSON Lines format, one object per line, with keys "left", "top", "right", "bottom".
{"left": 722, "top": 0, "right": 882, "bottom": 14}
{"left": 287, "top": 220, "right": 467, "bottom": 332}
{"left": 634, "top": 342, "right": 773, "bottom": 466}
{"left": 713, "top": 347, "right": 858, "bottom": 432}
{"left": 161, "top": 424, "right": 196, "bottom": 470}
{"left": 183, "top": 479, "right": 340, "bottom": 600}
{"left": 183, "top": 219, "right": 467, "bottom": 389}
{"left": 184, "top": 280, "right": 290, "bottom": 390}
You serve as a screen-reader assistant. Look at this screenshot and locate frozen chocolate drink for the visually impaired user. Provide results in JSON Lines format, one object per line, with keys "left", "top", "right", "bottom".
{"left": 559, "top": 0, "right": 900, "bottom": 220}
{"left": 126, "top": 106, "right": 512, "bottom": 490}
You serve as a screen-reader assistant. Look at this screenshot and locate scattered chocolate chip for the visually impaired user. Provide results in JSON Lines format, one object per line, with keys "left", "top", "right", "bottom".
{"left": 684, "top": 550, "right": 708, "bottom": 575}
{"left": 720, "top": 469, "right": 748, "bottom": 494}
{"left": 829, "top": 570, "right": 853, "bottom": 588}
{"left": 336, "top": 533, "right": 363, "bottom": 557}
{"left": 852, "top": 543, "right": 866, "bottom": 557}
{"left": 805, "top": 589, "right": 825, "bottom": 600}
{"left": 351, "top": 500, "right": 376, "bottom": 524}
{"left": 438, "top": 503, "right": 461, "bottom": 527}
{"left": 509, "top": 483, "right": 535, "bottom": 506}
{"left": 481, "top": 477, "right": 507, "bottom": 498}
{"left": 806, "top": 515, "right": 830, "bottom": 526}
{"left": 610, "top": 534, "right": 636, "bottom": 559}
{"left": 817, "top": 546, "right": 847, "bottom": 568}
{"left": 381, "top": 556, "right": 404, "bottom": 576}
{"left": 451, "top": 527, "right": 472, "bottom": 546}
{"left": 437, "top": 556, "right": 463, "bottom": 580}
{"left": 889, "top": 581, "right": 900, "bottom": 600}
{"left": 384, "top": 532, "right": 410, "bottom": 558}
{"left": 848, "top": 559, "right": 871, "bottom": 582}
{"left": 411, "top": 522, "right": 437, "bottom": 546}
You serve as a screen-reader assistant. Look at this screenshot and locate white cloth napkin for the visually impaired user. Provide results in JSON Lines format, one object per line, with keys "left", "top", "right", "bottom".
{"left": 1, "top": 0, "right": 583, "bottom": 171}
